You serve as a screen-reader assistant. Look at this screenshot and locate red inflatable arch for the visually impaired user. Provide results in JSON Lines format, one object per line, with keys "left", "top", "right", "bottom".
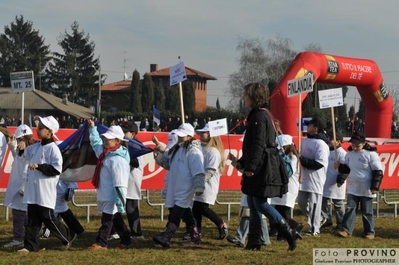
{"left": 271, "top": 52, "right": 393, "bottom": 138}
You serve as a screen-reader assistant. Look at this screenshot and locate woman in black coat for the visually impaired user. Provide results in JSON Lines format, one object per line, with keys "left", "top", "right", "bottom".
{"left": 236, "top": 83, "right": 300, "bottom": 251}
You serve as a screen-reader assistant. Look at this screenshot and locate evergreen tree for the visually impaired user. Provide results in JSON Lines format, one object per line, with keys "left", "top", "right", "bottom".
{"left": 183, "top": 81, "right": 195, "bottom": 116}
{"left": 348, "top": 105, "right": 355, "bottom": 121}
{"left": 0, "top": 15, "right": 51, "bottom": 88}
{"left": 131, "top": 69, "right": 142, "bottom": 113}
{"left": 141, "top": 73, "right": 155, "bottom": 112}
{"left": 216, "top": 97, "right": 221, "bottom": 111}
{"left": 153, "top": 84, "right": 165, "bottom": 112}
{"left": 165, "top": 84, "right": 180, "bottom": 112}
{"left": 45, "top": 21, "right": 99, "bottom": 106}
{"left": 356, "top": 99, "right": 365, "bottom": 120}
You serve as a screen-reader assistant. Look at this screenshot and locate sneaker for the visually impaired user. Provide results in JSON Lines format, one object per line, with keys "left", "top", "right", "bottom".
{"left": 131, "top": 235, "right": 145, "bottom": 241}
{"left": 226, "top": 236, "right": 244, "bottom": 247}
{"left": 364, "top": 234, "right": 375, "bottom": 240}
{"left": 304, "top": 231, "right": 320, "bottom": 237}
{"left": 218, "top": 222, "right": 228, "bottom": 240}
{"left": 107, "top": 233, "right": 120, "bottom": 241}
{"left": 88, "top": 243, "right": 108, "bottom": 251}
{"left": 17, "top": 248, "right": 30, "bottom": 253}
{"left": 3, "top": 240, "right": 24, "bottom": 248}
{"left": 17, "top": 247, "right": 45, "bottom": 253}
{"left": 336, "top": 230, "right": 351, "bottom": 238}
{"left": 40, "top": 228, "right": 51, "bottom": 239}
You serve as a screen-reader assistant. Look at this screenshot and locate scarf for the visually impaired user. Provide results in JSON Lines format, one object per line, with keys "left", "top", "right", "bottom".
{"left": 92, "top": 144, "right": 121, "bottom": 188}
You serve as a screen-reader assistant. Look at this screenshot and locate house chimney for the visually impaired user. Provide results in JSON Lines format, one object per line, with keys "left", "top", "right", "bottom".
{"left": 150, "top": 64, "right": 158, "bottom": 72}
{"left": 62, "top": 94, "right": 68, "bottom": 105}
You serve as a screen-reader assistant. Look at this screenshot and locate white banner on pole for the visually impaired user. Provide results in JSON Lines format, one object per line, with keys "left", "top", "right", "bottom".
{"left": 208, "top": 118, "right": 228, "bottom": 137}
{"left": 170, "top": 62, "right": 187, "bottom": 86}
{"left": 318, "top": 87, "right": 344, "bottom": 109}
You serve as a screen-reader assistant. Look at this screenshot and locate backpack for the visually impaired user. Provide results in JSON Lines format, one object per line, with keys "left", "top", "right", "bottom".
{"left": 260, "top": 107, "right": 293, "bottom": 178}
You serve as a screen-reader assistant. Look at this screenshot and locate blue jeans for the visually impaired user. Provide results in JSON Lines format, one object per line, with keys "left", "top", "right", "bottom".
{"left": 247, "top": 196, "right": 283, "bottom": 225}
{"left": 235, "top": 216, "right": 270, "bottom": 245}
{"left": 342, "top": 194, "right": 374, "bottom": 236}
{"left": 321, "top": 197, "right": 345, "bottom": 229}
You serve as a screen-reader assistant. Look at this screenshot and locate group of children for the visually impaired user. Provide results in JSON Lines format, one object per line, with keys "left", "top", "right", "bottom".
{"left": 298, "top": 118, "right": 383, "bottom": 240}
{"left": 2, "top": 117, "right": 146, "bottom": 252}
{"left": 0, "top": 114, "right": 384, "bottom": 252}
{"left": 3, "top": 117, "right": 78, "bottom": 252}
{"left": 151, "top": 122, "right": 227, "bottom": 247}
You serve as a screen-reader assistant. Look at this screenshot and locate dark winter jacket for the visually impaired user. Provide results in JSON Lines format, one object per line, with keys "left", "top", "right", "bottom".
{"left": 238, "top": 104, "right": 288, "bottom": 198}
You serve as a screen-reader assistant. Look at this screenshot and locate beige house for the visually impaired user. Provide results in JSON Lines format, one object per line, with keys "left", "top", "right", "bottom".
{"left": 0, "top": 87, "right": 95, "bottom": 124}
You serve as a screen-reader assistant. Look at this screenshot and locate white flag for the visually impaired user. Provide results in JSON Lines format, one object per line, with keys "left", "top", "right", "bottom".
{"left": 208, "top": 118, "right": 228, "bottom": 137}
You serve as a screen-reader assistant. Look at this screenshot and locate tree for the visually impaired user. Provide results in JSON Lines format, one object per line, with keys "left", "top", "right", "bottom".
{"left": 165, "top": 85, "right": 180, "bottom": 113}
{"left": 183, "top": 81, "right": 195, "bottom": 116}
{"left": 153, "top": 83, "right": 165, "bottom": 112}
{"left": 0, "top": 15, "right": 51, "bottom": 88}
{"left": 45, "top": 21, "right": 99, "bottom": 106}
{"left": 141, "top": 73, "right": 154, "bottom": 112}
{"left": 348, "top": 105, "right": 355, "bottom": 121}
{"left": 356, "top": 99, "right": 365, "bottom": 120}
{"left": 216, "top": 98, "right": 221, "bottom": 111}
{"left": 227, "top": 35, "right": 297, "bottom": 111}
{"left": 131, "top": 69, "right": 142, "bottom": 113}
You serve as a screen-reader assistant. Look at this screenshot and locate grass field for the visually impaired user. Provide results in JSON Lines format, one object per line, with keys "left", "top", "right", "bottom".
{"left": 1, "top": 193, "right": 399, "bottom": 265}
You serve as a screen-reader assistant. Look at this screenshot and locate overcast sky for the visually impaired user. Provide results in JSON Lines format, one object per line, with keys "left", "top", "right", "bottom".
{"left": 2, "top": 0, "right": 399, "bottom": 109}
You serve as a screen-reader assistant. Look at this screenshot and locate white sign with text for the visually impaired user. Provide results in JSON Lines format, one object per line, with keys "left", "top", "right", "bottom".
{"left": 10, "top": 71, "right": 35, "bottom": 92}
{"left": 287, "top": 75, "right": 313, "bottom": 97}
{"left": 170, "top": 62, "right": 187, "bottom": 86}
{"left": 318, "top": 87, "right": 343, "bottom": 109}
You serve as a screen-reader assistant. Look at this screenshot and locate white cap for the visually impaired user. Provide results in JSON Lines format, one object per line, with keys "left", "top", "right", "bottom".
{"left": 101, "top": 125, "right": 128, "bottom": 142}
{"left": 37, "top": 116, "right": 59, "bottom": 134}
{"left": 175, "top": 123, "right": 195, "bottom": 137}
{"left": 239, "top": 131, "right": 246, "bottom": 142}
{"left": 15, "top": 124, "right": 33, "bottom": 139}
{"left": 276, "top": 134, "right": 293, "bottom": 149}
{"left": 196, "top": 123, "right": 209, "bottom": 132}
{"left": 166, "top": 129, "right": 178, "bottom": 150}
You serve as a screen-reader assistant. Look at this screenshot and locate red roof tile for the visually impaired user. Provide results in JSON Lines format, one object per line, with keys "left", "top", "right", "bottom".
{"left": 149, "top": 66, "right": 217, "bottom": 80}
{"left": 101, "top": 80, "right": 131, "bottom": 92}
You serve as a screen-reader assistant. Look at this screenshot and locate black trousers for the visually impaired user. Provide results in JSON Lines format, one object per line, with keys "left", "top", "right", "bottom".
{"left": 96, "top": 212, "right": 131, "bottom": 247}
{"left": 192, "top": 201, "right": 223, "bottom": 232}
{"left": 126, "top": 199, "right": 142, "bottom": 236}
{"left": 25, "top": 204, "right": 74, "bottom": 252}
{"left": 59, "top": 209, "right": 85, "bottom": 235}
{"left": 168, "top": 205, "right": 196, "bottom": 229}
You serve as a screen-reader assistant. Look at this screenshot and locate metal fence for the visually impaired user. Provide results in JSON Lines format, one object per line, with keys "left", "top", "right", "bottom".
{"left": 0, "top": 189, "right": 396, "bottom": 222}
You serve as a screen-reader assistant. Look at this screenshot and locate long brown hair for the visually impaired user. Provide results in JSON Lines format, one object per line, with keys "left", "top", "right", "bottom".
{"left": 19, "top": 134, "right": 36, "bottom": 146}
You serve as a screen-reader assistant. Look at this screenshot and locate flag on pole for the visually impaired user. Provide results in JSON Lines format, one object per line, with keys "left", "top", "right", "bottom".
{"left": 208, "top": 118, "right": 229, "bottom": 137}
{"left": 57, "top": 122, "right": 153, "bottom": 182}
{"left": 153, "top": 106, "right": 161, "bottom": 125}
